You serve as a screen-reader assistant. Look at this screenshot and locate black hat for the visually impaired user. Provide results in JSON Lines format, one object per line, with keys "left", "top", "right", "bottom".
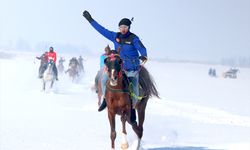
{"left": 49, "top": 46, "right": 54, "bottom": 52}
{"left": 118, "top": 18, "right": 132, "bottom": 27}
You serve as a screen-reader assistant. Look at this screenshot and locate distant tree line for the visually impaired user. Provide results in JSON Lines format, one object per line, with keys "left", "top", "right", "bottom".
{"left": 0, "top": 39, "right": 90, "bottom": 54}
{"left": 221, "top": 56, "right": 250, "bottom": 68}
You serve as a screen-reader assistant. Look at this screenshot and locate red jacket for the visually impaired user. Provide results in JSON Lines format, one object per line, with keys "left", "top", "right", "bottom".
{"left": 46, "top": 52, "right": 57, "bottom": 63}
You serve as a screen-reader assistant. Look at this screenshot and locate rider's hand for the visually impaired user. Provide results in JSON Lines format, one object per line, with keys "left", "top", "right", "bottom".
{"left": 139, "top": 56, "right": 147, "bottom": 65}
{"left": 83, "top": 10, "right": 94, "bottom": 23}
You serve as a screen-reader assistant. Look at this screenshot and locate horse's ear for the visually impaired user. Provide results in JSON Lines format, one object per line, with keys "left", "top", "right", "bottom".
{"left": 117, "top": 47, "right": 121, "bottom": 54}
{"left": 105, "top": 45, "right": 111, "bottom": 53}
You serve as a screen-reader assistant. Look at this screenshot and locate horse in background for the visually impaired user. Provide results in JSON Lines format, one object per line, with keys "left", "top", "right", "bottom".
{"left": 57, "top": 57, "right": 65, "bottom": 74}
{"left": 65, "top": 57, "right": 79, "bottom": 81}
{"left": 58, "top": 62, "right": 65, "bottom": 74}
{"left": 42, "top": 60, "right": 56, "bottom": 91}
{"left": 223, "top": 68, "right": 239, "bottom": 78}
{"left": 103, "top": 47, "right": 159, "bottom": 150}
{"left": 94, "top": 70, "right": 103, "bottom": 106}
{"left": 94, "top": 45, "right": 112, "bottom": 106}
{"left": 78, "top": 56, "right": 85, "bottom": 73}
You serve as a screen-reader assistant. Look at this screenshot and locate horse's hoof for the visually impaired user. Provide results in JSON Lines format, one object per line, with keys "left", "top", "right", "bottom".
{"left": 121, "top": 142, "right": 129, "bottom": 149}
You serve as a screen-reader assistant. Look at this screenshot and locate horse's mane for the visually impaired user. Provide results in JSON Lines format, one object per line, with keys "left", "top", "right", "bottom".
{"left": 139, "top": 66, "right": 160, "bottom": 98}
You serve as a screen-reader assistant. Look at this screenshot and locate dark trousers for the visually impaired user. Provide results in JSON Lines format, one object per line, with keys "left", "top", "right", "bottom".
{"left": 53, "top": 64, "right": 58, "bottom": 77}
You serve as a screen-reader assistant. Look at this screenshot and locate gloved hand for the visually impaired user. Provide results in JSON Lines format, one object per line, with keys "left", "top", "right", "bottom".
{"left": 139, "top": 56, "right": 147, "bottom": 65}
{"left": 83, "top": 10, "right": 94, "bottom": 23}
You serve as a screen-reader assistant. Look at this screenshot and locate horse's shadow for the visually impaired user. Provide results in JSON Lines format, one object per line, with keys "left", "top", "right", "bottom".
{"left": 147, "top": 146, "right": 223, "bottom": 150}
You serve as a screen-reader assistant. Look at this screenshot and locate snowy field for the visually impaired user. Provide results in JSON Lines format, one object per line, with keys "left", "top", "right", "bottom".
{"left": 0, "top": 50, "right": 250, "bottom": 150}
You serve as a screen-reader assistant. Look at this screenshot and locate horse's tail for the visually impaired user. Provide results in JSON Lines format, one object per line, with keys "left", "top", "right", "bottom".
{"left": 139, "top": 66, "right": 160, "bottom": 99}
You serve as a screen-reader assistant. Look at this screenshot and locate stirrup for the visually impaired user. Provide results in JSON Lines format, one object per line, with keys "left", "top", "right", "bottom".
{"left": 98, "top": 99, "right": 107, "bottom": 112}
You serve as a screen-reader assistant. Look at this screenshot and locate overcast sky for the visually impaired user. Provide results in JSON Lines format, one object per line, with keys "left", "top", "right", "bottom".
{"left": 0, "top": 0, "right": 249, "bottom": 61}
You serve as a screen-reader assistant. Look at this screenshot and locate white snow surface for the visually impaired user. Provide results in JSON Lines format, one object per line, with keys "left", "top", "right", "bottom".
{"left": 0, "top": 51, "right": 250, "bottom": 150}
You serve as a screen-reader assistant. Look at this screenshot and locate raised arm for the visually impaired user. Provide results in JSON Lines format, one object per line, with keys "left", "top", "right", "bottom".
{"left": 83, "top": 10, "right": 116, "bottom": 41}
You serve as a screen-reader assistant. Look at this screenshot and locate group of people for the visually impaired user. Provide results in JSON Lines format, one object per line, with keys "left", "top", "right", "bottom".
{"left": 36, "top": 10, "right": 149, "bottom": 123}
{"left": 208, "top": 68, "right": 217, "bottom": 77}
{"left": 83, "top": 10, "right": 148, "bottom": 122}
{"left": 36, "top": 48, "right": 85, "bottom": 81}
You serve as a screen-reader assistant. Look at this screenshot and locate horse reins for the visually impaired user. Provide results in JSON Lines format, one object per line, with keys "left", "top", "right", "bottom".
{"left": 106, "top": 53, "right": 128, "bottom": 93}
{"left": 106, "top": 82, "right": 129, "bottom": 93}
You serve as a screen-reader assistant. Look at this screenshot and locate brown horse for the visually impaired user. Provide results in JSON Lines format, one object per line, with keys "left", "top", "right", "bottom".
{"left": 103, "top": 47, "right": 159, "bottom": 150}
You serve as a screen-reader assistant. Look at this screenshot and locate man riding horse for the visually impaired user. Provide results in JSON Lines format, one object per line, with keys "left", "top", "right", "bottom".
{"left": 39, "top": 47, "right": 59, "bottom": 81}
{"left": 94, "top": 45, "right": 110, "bottom": 105}
{"left": 36, "top": 51, "right": 48, "bottom": 78}
{"left": 78, "top": 55, "right": 84, "bottom": 72}
{"left": 58, "top": 57, "right": 65, "bottom": 74}
{"left": 83, "top": 11, "right": 148, "bottom": 122}
{"left": 65, "top": 57, "right": 80, "bottom": 77}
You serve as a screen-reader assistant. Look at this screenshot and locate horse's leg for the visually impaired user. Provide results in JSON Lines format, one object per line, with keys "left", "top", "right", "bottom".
{"left": 108, "top": 111, "right": 116, "bottom": 149}
{"left": 135, "top": 98, "right": 149, "bottom": 150}
{"left": 125, "top": 99, "right": 148, "bottom": 150}
{"left": 124, "top": 107, "right": 142, "bottom": 150}
{"left": 97, "top": 92, "right": 102, "bottom": 106}
{"left": 43, "top": 81, "right": 46, "bottom": 91}
{"left": 97, "top": 80, "right": 102, "bottom": 106}
{"left": 121, "top": 115, "right": 128, "bottom": 149}
{"left": 50, "top": 80, "right": 54, "bottom": 88}
{"left": 137, "top": 98, "right": 148, "bottom": 139}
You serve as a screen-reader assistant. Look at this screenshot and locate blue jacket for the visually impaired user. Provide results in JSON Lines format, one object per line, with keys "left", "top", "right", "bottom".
{"left": 91, "top": 20, "right": 147, "bottom": 71}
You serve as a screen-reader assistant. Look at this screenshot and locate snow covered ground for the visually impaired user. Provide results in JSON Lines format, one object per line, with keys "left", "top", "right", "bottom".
{"left": 0, "top": 51, "right": 250, "bottom": 150}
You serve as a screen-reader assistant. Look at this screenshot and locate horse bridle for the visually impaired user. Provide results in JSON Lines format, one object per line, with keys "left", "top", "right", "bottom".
{"left": 106, "top": 53, "right": 123, "bottom": 79}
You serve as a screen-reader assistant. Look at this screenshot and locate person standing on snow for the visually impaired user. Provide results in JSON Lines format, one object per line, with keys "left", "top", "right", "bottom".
{"left": 83, "top": 10, "right": 148, "bottom": 123}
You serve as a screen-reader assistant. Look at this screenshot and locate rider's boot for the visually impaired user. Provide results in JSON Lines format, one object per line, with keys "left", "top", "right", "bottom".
{"left": 98, "top": 98, "right": 107, "bottom": 112}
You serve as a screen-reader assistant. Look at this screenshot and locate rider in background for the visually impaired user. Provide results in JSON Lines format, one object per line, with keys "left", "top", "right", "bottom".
{"left": 83, "top": 11, "right": 148, "bottom": 122}
{"left": 58, "top": 57, "right": 65, "bottom": 65}
{"left": 78, "top": 55, "right": 84, "bottom": 72}
{"left": 46, "top": 47, "right": 59, "bottom": 80}
{"left": 100, "top": 47, "right": 109, "bottom": 70}
{"left": 94, "top": 46, "right": 109, "bottom": 100}
{"left": 65, "top": 57, "right": 80, "bottom": 75}
{"left": 36, "top": 51, "right": 48, "bottom": 78}
{"left": 69, "top": 57, "right": 79, "bottom": 67}
{"left": 57, "top": 57, "right": 66, "bottom": 73}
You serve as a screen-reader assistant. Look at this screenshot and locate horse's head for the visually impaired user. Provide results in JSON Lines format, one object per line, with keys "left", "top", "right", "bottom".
{"left": 105, "top": 48, "right": 123, "bottom": 86}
